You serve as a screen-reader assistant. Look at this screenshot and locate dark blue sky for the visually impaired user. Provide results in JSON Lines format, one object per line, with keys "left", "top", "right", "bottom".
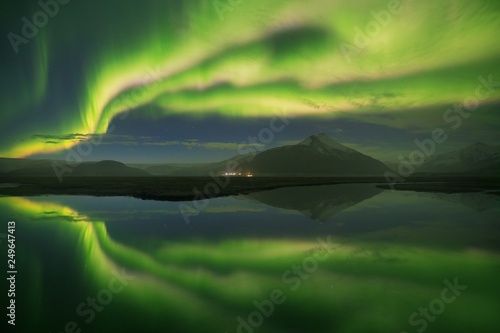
{"left": 1, "top": 0, "right": 499, "bottom": 163}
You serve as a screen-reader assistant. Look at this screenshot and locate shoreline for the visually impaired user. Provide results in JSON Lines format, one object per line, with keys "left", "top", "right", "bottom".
{"left": 0, "top": 176, "right": 499, "bottom": 201}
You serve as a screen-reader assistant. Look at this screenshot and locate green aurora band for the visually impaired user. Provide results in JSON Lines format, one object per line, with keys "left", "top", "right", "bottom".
{"left": 1, "top": 0, "right": 500, "bottom": 156}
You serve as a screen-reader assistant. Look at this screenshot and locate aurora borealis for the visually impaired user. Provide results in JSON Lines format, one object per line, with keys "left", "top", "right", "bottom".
{"left": 2, "top": 2, "right": 500, "bottom": 331}
{"left": 1, "top": 0, "right": 500, "bottom": 162}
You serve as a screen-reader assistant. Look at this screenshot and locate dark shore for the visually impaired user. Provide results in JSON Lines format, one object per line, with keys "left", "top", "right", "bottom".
{"left": 376, "top": 179, "right": 500, "bottom": 195}
{"left": 0, "top": 176, "right": 383, "bottom": 201}
{"left": 0, "top": 176, "right": 499, "bottom": 201}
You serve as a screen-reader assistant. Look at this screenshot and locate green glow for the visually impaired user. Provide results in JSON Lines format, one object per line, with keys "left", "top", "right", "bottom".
{"left": 1, "top": 0, "right": 499, "bottom": 157}
{"left": 1, "top": 194, "right": 499, "bottom": 332}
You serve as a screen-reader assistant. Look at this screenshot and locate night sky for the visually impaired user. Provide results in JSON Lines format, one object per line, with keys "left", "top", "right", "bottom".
{"left": 1, "top": 0, "right": 499, "bottom": 163}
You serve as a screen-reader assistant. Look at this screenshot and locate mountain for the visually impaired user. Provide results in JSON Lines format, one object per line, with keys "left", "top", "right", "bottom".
{"left": 0, "top": 157, "right": 55, "bottom": 173}
{"left": 70, "top": 160, "right": 151, "bottom": 177}
{"left": 0, "top": 158, "right": 68, "bottom": 178}
{"left": 0, "top": 159, "right": 151, "bottom": 178}
{"left": 418, "top": 142, "right": 500, "bottom": 175}
{"left": 0, "top": 134, "right": 392, "bottom": 178}
{"left": 208, "top": 133, "right": 390, "bottom": 177}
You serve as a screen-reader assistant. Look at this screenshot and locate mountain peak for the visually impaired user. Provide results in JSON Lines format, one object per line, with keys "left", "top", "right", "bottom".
{"left": 299, "top": 133, "right": 353, "bottom": 153}
{"left": 458, "top": 142, "right": 500, "bottom": 163}
{"left": 94, "top": 160, "right": 127, "bottom": 167}
{"left": 419, "top": 141, "right": 500, "bottom": 174}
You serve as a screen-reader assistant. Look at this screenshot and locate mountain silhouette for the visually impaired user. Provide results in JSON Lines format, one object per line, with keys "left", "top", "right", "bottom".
{"left": 71, "top": 160, "right": 151, "bottom": 177}
{"left": 216, "top": 133, "right": 390, "bottom": 176}
{"left": 241, "top": 183, "right": 383, "bottom": 222}
{"left": 0, "top": 159, "right": 151, "bottom": 178}
{"left": 418, "top": 142, "right": 500, "bottom": 175}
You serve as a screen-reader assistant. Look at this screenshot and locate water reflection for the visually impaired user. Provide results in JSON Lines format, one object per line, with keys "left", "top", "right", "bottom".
{"left": 241, "top": 183, "right": 384, "bottom": 221}
{"left": 423, "top": 191, "right": 500, "bottom": 212}
{"left": 0, "top": 184, "right": 499, "bottom": 333}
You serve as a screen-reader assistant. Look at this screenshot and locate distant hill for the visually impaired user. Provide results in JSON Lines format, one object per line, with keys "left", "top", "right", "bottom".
{"left": 3, "top": 137, "right": 497, "bottom": 179}
{"left": 0, "top": 159, "right": 151, "bottom": 178}
{"left": 0, "top": 157, "right": 55, "bottom": 173}
{"left": 417, "top": 142, "right": 500, "bottom": 176}
{"left": 2, "top": 166, "right": 62, "bottom": 178}
{"left": 206, "top": 133, "right": 390, "bottom": 177}
{"left": 0, "top": 157, "right": 67, "bottom": 178}
{"left": 71, "top": 160, "right": 151, "bottom": 177}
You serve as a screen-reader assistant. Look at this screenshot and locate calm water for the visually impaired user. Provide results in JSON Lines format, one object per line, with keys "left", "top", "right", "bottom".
{"left": 1, "top": 184, "right": 499, "bottom": 333}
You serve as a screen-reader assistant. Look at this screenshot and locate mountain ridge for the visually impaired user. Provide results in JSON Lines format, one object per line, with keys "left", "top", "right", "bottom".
{"left": 2, "top": 136, "right": 498, "bottom": 178}
{"left": 197, "top": 133, "right": 390, "bottom": 177}
{"left": 418, "top": 141, "right": 500, "bottom": 175}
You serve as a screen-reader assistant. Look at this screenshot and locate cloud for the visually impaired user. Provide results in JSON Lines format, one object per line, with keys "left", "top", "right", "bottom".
{"left": 31, "top": 133, "right": 89, "bottom": 144}
{"left": 31, "top": 133, "right": 141, "bottom": 145}
{"left": 30, "top": 133, "right": 262, "bottom": 151}
{"left": 30, "top": 133, "right": 160, "bottom": 147}
{"left": 143, "top": 140, "right": 264, "bottom": 150}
